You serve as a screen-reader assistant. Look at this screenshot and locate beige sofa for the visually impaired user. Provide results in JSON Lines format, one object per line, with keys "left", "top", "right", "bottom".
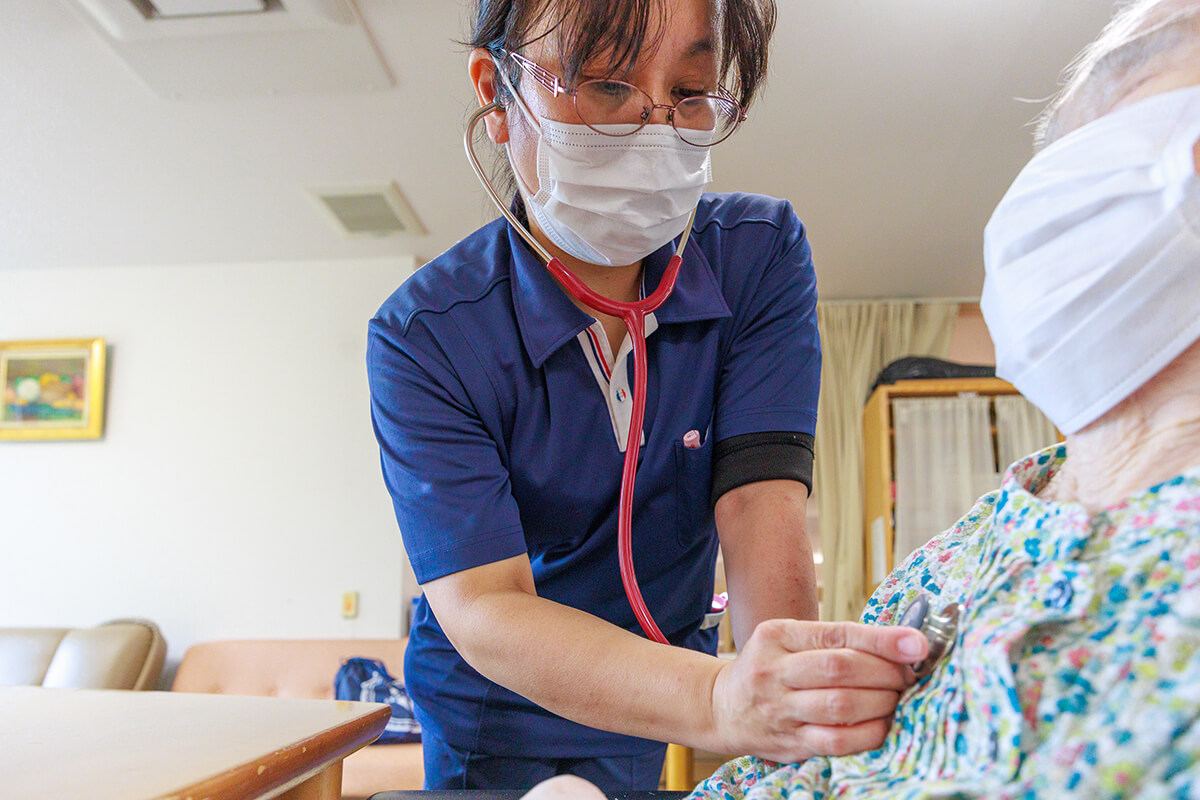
{"left": 0, "top": 619, "right": 166, "bottom": 690}
{"left": 172, "top": 638, "right": 423, "bottom": 799}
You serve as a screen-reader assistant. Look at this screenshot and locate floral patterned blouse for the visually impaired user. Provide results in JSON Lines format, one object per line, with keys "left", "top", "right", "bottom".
{"left": 692, "top": 445, "right": 1200, "bottom": 799}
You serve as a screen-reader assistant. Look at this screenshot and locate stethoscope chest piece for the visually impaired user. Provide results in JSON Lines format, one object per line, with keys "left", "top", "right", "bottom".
{"left": 897, "top": 593, "right": 961, "bottom": 678}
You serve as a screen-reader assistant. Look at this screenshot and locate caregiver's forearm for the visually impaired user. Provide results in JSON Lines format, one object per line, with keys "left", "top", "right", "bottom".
{"left": 717, "top": 479, "right": 818, "bottom": 650}
{"left": 422, "top": 556, "right": 727, "bottom": 751}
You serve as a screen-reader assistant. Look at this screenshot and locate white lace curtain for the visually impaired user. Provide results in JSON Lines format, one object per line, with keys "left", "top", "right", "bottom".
{"left": 994, "top": 394, "right": 1060, "bottom": 471}
{"left": 815, "top": 301, "right": 959, "bottom": 622}
{"left": 891, "top": 395, "right": 999, "bottom": 566}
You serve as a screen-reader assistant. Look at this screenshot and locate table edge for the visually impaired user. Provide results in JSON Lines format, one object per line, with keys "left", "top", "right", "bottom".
{"left": 156, "top": 702, "right": 392, "bottom": 800}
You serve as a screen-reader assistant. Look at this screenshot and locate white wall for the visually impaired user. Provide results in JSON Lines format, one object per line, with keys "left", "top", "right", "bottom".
{"left": 0, "top": 257, "right": 420, "bottom": 684}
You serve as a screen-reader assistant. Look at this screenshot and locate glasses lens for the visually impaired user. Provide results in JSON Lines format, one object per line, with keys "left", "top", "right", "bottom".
{"left": 575, "top": 80, "right": 653, "bottom": 134}
{"left": 674, "top": 96, "right": 741, "bottom": 146}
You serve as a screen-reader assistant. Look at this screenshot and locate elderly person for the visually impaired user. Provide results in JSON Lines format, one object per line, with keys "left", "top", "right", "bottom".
{"left": 523, "top": 0, "right": 1200, "bottom": 797}
{"left": 693, "top": 1, "right": 1200, "bottom": 797}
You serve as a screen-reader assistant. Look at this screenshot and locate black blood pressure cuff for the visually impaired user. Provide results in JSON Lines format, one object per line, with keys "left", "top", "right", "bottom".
{"left": 710, "top": 431, "right": 815, "bottom": 508}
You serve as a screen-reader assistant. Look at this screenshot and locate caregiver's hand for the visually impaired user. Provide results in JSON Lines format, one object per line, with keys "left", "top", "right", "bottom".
{"left": 710, "top": 619, "right": 928, "bottom": 763}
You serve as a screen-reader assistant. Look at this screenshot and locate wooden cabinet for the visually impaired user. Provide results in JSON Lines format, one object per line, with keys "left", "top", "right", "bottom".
{"left": 862, "top": 377, "right": 1040, "bottom": 601}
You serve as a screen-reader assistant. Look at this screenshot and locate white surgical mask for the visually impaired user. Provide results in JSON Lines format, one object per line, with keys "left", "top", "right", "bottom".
{"left": 981, "top": 85, "right": 1200, "bottom": 434}
{"left": 497, "top": 63, "right": 712, "bottom": 267}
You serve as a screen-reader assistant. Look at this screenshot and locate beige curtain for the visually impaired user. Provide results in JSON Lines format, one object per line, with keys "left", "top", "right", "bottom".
{"left": 816, "top": 302, "right": 959, "bottom": 622}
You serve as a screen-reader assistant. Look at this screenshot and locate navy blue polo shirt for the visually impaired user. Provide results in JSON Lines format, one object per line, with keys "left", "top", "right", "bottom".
{"left": 367, "top": 192, "right": 820, "bottom": 758}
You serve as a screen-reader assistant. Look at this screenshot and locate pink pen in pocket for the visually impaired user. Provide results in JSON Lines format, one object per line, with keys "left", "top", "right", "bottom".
{"left": 683, "top": 429, "right": 701, "bottom": 449}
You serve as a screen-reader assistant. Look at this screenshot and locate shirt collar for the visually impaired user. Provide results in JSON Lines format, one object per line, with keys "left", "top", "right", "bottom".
{"left": 507, "top": 218, "right": 732, "bottom": 368}
{"left": 993, "top": 444, "right": 1200, "bottom": 564}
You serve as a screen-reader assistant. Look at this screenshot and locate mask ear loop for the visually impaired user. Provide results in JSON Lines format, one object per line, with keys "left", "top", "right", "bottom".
{"left": 492, "top": 54, "right": 543, "bottom": 135}
{"left": 464, "top": 100, "right": 555, "bottom": 265}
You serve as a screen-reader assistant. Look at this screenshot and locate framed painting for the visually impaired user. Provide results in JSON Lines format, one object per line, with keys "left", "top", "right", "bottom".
{"left": 0, "top": 338, "right": 107, "bottom": 441}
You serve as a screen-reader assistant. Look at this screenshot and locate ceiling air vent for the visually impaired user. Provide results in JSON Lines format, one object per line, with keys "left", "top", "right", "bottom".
{"left": 310, "top": 183, "right": 427, "bottom": 238}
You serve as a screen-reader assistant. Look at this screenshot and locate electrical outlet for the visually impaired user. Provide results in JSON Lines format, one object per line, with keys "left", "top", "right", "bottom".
{"left": 341, "top": 591, "right": 359, "bottom": 619}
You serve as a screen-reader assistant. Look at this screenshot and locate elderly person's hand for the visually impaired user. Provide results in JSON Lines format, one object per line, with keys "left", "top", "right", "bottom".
{"left": 709, "top": 619, "right": 927, "bottom": 762}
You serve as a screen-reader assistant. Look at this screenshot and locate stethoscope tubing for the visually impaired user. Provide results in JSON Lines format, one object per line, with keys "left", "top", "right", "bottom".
{"left": 465, "top": 101, "right": 697, "bottom": 645}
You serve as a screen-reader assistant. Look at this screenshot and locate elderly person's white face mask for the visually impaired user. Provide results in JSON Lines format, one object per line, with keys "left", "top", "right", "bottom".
{"left": 981, "top": 83, "right": 1200, "bottom": 435}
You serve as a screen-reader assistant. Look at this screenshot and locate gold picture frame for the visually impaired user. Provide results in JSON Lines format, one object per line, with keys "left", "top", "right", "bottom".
{"left": 0, "top": 338, "right": 107, "bottom": 441}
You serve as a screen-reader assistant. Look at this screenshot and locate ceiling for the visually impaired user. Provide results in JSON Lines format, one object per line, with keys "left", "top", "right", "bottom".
{"left": 0, "top": 0, "right": 1117, "bottom": 298}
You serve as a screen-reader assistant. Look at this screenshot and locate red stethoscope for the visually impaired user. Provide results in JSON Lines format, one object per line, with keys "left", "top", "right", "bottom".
{"left": 465, "top": 100, "right": 697, "bottom": 645}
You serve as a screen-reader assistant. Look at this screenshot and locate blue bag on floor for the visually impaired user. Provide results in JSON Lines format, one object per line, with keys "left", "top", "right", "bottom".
{"left": 334, "top": 657, "right": 422, "bottom": 744}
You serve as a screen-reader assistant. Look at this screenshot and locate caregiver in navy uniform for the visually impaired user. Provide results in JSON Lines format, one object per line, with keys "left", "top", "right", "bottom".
{"left": 367, "top": 0, "right": 928, "bottom": 790}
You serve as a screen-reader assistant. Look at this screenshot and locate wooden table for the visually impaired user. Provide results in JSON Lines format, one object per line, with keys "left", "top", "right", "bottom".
{"left": 0, "top": 686, "right": 391, "bottom": 800}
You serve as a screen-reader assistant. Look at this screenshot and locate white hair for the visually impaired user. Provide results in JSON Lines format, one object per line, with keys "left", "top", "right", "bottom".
{"left": 1036, "top": 0, "right": 1200, "bottom": 147}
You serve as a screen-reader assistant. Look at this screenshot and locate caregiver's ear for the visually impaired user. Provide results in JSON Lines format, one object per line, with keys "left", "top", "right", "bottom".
{"left": 468, "top": 48, "right": 509, "bottom": 145}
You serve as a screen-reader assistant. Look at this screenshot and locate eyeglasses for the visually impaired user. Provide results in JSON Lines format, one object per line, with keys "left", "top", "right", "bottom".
{"left": 502, "top": 50, "right": 747, "bottom": 147}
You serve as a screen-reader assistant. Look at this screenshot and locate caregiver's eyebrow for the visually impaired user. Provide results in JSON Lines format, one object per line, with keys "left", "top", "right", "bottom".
{"left": 684, "top": 38, "right": 716, "bottom": 59}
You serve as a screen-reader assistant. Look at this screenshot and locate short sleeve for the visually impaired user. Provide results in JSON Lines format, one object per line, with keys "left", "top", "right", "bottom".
{"left": 713, "top": 206, "right": 821, "bottom": 443}
{"left": 367, "top": 318, "right": 526, "bottom": 583}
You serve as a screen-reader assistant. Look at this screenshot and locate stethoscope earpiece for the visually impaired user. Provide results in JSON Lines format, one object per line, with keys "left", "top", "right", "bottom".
{"left": 897, "top": 593, "right": 961, "bottom": 678}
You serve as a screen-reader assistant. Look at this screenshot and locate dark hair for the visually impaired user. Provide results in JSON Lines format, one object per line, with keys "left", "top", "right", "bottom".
{"left": 468, "top": 0, "right": 778, "bottom": 111}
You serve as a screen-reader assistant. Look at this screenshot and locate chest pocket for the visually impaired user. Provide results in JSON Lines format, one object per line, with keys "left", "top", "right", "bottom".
{"left": 674, "top": 434, "right": 714, "bottom": 548}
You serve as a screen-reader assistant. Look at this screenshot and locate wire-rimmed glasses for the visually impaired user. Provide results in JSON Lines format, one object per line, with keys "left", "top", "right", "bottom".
{"left": 503, "top": 50, "right": 746, "bottom": 147}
